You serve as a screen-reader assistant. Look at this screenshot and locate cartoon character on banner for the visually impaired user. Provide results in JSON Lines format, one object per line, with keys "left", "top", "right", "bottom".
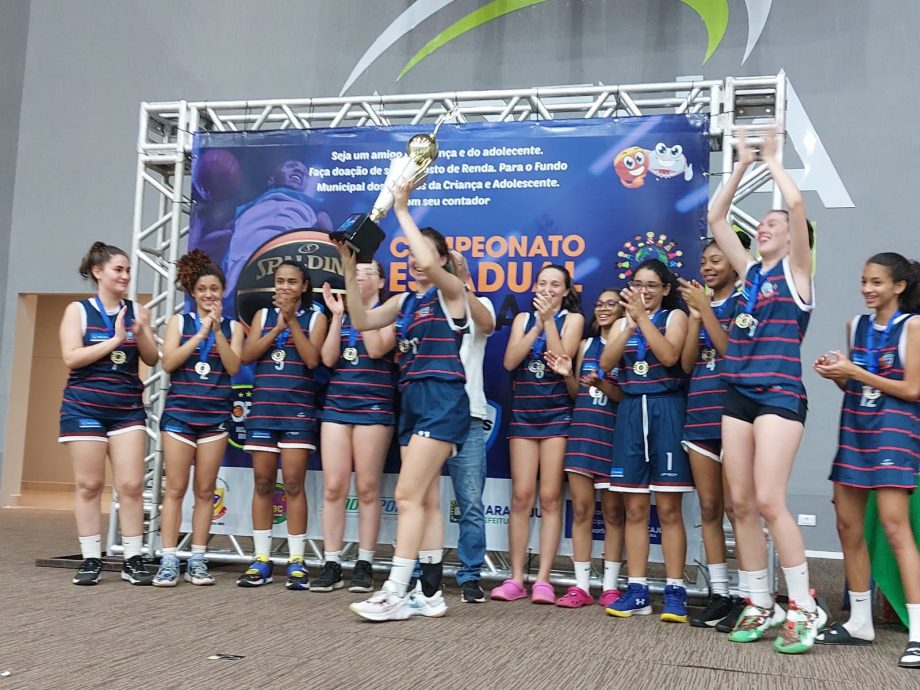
{"left": 613, "top": 142, "right": 693, "bottom": 188}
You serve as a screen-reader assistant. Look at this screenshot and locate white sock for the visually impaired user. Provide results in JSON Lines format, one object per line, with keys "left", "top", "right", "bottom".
{"left": 603, "top": 561, "right": 621, "bottom": 591}
{"left": 747, "top": 568, "right": 773, "bottom": 609}
{"left": 287, "top": 533, "right": 306, "bottom": 560}
{"left": 908, "top": 603, "right": 920, "bottom": 641}
{"left": 161, "top": 547, "right": 178, "bottom": 559}
{"left": 737, "top": 569, "right": 750, "bottom": 600}
{"left": 782, "top": 562, "right": 816, "bottom": 611}
{"left": 191, "top": 544, "right": 206, "bottom": 559}
{"left": 388, "top": 556, "right": 415, "bottom": 596}
{"left": 843, "top": 590, "right": 874, "bottom": 639}
{"left": 78, "top": 534, "right": 102, "bottom": 560}
{"left": 708, "top": 562, "right": 730, "bottom": 596}
{"left": 628, "top": 577, "right": 648, "bottom": 586}
{"left": 122, "top": 535, "right": 143, "bottom": 560}
{"left": 573, "top": 561, "right": 591, "bottom": 594}
{"left": 418, "top": 549, "right": 443, "bottom": 564}
{"left": 324, "top": 550, "right": 342, "bottom": 564}
{"left": 253, "top": 529, "right": 272, "bottom": 559}
{"left": 666, "top": 578, "right": 685, "bottom": 589}
{"left": 358, "top": 548, "right": 375, "bottom": 563}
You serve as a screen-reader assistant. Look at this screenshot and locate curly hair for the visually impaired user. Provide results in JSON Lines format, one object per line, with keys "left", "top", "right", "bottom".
{"left": 176, "top": 249, "right": 225, "bottom": 293}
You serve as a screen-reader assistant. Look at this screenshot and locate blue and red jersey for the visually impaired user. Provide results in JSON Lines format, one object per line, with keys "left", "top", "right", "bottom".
{"left": 395, "top": 288, "right": 465, "bottom": 391}
{"left": 618, "top": 309, "right": 687, "bottom": 396}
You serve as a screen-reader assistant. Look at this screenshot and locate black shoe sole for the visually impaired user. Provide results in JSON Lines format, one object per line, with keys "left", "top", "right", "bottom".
{"left": 310, "top": 581, "right": 344, "bottom": 593}
{"left": 690, "top": 618, "right": 720, "bottom": 628}
{"left": 237, "top": 577, "right": 272, "bottom": 588}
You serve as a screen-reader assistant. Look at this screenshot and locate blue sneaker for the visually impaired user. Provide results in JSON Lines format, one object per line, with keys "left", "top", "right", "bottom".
{"left": 606, "top": 582, "right": 652, "bottom": 617}
{"left": 185, "top": 557, "right": 215, "bottom": 586}
{"left": 236, "top": 557, "right": 272, "bottom": 588}
{"left": 153, "top": 555, "right": 180, "bottom": 588}
{"left": 660, "top": 584, "right": 688, "bottom": 623}
{"left": 285, "top": 556, "right": 310, "bottom": 590}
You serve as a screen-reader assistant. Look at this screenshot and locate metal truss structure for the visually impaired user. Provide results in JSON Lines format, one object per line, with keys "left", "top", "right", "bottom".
{"left": 121, "top": 74, "right": 785, "bottom": 594}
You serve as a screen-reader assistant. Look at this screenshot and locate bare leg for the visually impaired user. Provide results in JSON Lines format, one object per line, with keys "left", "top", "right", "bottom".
{"left": 535, "top": 437, "right": 566, "bottom": 583}
{"left": 68, "top": 440, "right": 108, "bottom": 538}
{"left": 251, "top": 451, "right": 278, "bottom": 531}
{"left": 508, "top": 438, "right": 539, "bottom": 583}
{"left": 622, "top": 493, "right": 651, "bottom": 578}
{"left": 320, "top": 422, "right": 354, "bottom": 553}
{"left": 568, "top": 473, "right": 597, "bottom": 562}
{"left": 107, "top": 430, "right": 148, "bottom": 538}
{"left": 722, "top": 416, "right": 761, "bottom": 571}
{"left": 159, "top": 434, "right": 195, "bottom": 549}
{"left": 689, "top": 449, "right": 727, "bottom": 566}
{"left": 280, "top": 447, "right": 309, "bottom": 536}
{"left": 190, "top": 437, "right": 226, "bottom": 547}
{"left": 352, "top": 424, "right": 391, "bottom": 551}
{"left": 656, "top": 492, "right": 687, "bottom": 580}
{"left": 392, "top": 436, "right": 452, "bottom": 559}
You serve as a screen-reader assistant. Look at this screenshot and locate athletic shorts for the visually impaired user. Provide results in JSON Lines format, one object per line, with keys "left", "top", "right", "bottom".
{"left": 609, "top": 394, "right": 693, "bottom": 493}
{"left": 160, "top": 413, "right": 229, "bottom": 448}
{"left": 243, "top": 428, "right": 316, "bottom": 454}
{"left": 681, "top": 439, "right": 722, "bottom": 463}
{"left": 397, "top": 379, "right": 470, "bottom": 451}
{"left": 722, "top": 384, "right": 807, "bottom": 425}
{"left": 59, "top": 411, "right": 147, "bottom": 443}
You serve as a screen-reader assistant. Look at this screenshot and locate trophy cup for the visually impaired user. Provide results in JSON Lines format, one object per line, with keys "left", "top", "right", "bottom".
{"left": 331, "top": 108, "right": 459, "bottom": 261}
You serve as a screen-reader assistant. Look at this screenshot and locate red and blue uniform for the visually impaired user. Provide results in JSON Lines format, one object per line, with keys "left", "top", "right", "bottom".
{"left": 830, "top": 313, "right": 919, "bottom": 490}
{"left": 59, "top": 299, "right": 146, "bottom": 442}
{"left": 319, "top": 313, "right": 396, "bottom": 426}
{"left": 161, "top": 313, "right": 235, "bottom": 446}
{"left": 395, "top": 288, "right": 469, "bottom": 448}
{"left": 564, "top": 337, "right": 619, "bottom": 488}
{"left": 508, "top": 311, "right": 572, "bottom": 439}
{"left": 610, "top": 310, "right": 692, "bottom": 493}
{"left": 244, "top": 307, "right": 319, "bottom": 453}
{"left": 682, "top": 292, "right": 741, "bottom": 462}
{"left": 722, "top": 258, "right": 812, "bottom": 415}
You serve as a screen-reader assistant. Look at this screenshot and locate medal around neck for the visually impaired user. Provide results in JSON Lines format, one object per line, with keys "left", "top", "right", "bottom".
{"left": 195, "top": 361, "right": 212, "bottom": 378}
{"left": 735, "top": 313, "right": 755, "bottom": 329}
{"left": 110, "top": 350, "right": 126, "bottom": 365}
{"left": 342, "top": 347, "right": 358, "bottom": 363}
{"left": 271, "top": 348, "right": 286, "bottom": 363}
{"left": 330, "top": 108, "right": 459, "bottom": 261}
{"left": 633, "top": 360, "right": 649, "bottom": 376}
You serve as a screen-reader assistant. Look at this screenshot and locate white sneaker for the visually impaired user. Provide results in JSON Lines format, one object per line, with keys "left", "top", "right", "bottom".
{"left": 408, "top": 585, "right": 448, "bottom": 618}
{"left": 349, "top": 581, "right": 411, "bottom": 622}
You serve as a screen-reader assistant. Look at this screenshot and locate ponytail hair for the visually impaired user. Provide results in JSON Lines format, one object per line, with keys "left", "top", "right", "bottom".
{"left": 176, "top": 249, "right": 225, "bottom": 293}
{"left": 867, "top": 252, "right": 920, "bottom": 313}
{"left": 278, "top": 259, "right": 313, "bottom": 310}
{"left": 537, "top": 263, "right": 581, "bottom": 314}
{"left": 587, "top": 287, "right": 622, "bottom": 335}
{"left": 634, "top": 258, "right": 681, "bottom": 311}
{"left": 79, "top": 241, "right": 128, "bottom": 285}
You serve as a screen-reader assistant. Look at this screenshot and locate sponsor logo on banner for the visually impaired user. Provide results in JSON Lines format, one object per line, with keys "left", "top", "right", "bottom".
{"left": 483, "top": 401, "right": 501, "bottom": 452}
{"left": 344, "top": 495, "right": 399, "bottom": 519}
{"left": 272, "top": 483, "right": 287, "bottom": 524}
{"left": 228, "top": 385, "right": 251, "bottom": 450}
{"left": 449, "top": 499, "right": 460, "bottom": 524}
{"left": 212, "top": 477, "right": 230, "bottom": 521}
{"left": 235, "top": 230, "right": 343, "bottom": 328}
{"left": 563, "top": 500, "right": 606, "bottom": 541}
{"left": 649, "top": 505, "right": 662, "bottom": 546}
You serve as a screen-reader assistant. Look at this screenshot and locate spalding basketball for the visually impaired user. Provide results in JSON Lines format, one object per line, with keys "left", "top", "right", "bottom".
{"left": 235, "top": 229, "right": 344, "bottom": 328}
{"left": 192, "top": 148, "right": 242, "bottom": 202}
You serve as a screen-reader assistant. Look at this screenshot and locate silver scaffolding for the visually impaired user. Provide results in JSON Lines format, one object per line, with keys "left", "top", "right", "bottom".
{"left": 120, "top": 74, "right": 785, "bottom": 594}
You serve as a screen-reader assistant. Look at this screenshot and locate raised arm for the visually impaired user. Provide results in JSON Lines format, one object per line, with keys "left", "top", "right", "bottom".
{"left": 708, "top": 133, "right": 757, "bottom": 278}
{"left": 321, "top": 283, "right": 346, "bottom": 368}
{"left": 334, "top": 243, "right": 403, "bottom": 332}
{"left": 451, "top": 250, "right": 496, "bottom": 336}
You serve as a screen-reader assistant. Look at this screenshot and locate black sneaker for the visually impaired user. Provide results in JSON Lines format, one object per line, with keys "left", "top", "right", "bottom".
{"left": 121, "top": 555, "right": 154, "bottom": 586}
{"left": 72, "top": 557, "right": 103, "bottom": 586}
{"left": 310, "top": 561, "right": 344, "bottom": 592}
{"left": 715, "top": 596, "right": 746, "bottom": 633}
{"left": 348, "top": 559, "right": 374, "bottom": 593}
{"left": 691, "top": 593, "right": 735, "bottom": 628}
{"left": 461, "top": 580, "right": 486, "bottom": 603}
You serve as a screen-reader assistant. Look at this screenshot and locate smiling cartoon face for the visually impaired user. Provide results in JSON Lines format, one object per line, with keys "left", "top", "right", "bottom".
{"left": 614, "top": 146, "right": 650, "bottom": 188}
{"left": 649, "top": 142, "right": 693, "bottom": 180}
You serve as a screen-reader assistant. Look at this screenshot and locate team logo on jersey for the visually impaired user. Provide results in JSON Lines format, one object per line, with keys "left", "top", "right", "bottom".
{"left": 881, "top": 352, "right": 895, "bottom": 368}
{"left": 417, "top": 306, "right": 432, "bottom": 317}
{"left": 760, "top": 281, "right": 775, "bottom": 297}
{"left": 236, "top": 229, "right": 342, "bottom": 328}
{"left": 616, "top": 231, "right": 684, "bottom": 280}
{"left": 78, "top": 418, "right": 103, "bottom": 429}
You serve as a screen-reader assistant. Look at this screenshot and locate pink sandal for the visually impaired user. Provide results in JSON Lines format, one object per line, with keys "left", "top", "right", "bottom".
{"left": 490, "top": 579, "right": 527, "bottom": 601}
{"left": 598, "top": 589, "right": 621, "bottom": 607}
{"left": 531, "top": 581, "right": 556, "bottom": 605}
{"left": 556, "top": 585, "right": 594, "bottom": 608}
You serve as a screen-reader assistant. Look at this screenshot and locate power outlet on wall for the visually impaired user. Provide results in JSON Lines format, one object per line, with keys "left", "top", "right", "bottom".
{"left": 797, "top": 514, "right": 817, "bottom": 527}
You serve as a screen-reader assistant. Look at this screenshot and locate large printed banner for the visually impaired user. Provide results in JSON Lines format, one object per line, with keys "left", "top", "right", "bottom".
{"left": 184, "top": 115, "right": 709, "bottom": 559}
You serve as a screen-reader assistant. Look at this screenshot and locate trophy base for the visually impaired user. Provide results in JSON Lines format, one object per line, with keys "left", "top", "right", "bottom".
{"left": 330, "top": 213, "right": 385, "bottom": 262}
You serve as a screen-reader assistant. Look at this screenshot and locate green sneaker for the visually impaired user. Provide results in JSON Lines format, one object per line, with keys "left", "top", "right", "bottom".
{"left": 728, "top": 601, "right": 784, "bottom": 643}
{"left": 774, "top": 602, "right": 828, "bottom": 654}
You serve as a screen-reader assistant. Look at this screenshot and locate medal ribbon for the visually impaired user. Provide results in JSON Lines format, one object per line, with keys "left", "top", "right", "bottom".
{"left": 274, "top": 309, "right": 296, "bottom": 352}
{"left": 530, "top": 310, "right": 563, "bottom": 360}
{"left": 93, "top": 296, "right": 122, "bottom": 338}
{"left": 397, "top": 288, "right": 435, "bottom": 341}
{"left": 582, "top": 339, "right": 606, "bottom": 379}
{"left": 743, "top": 268, "right": 768, "bottom": 316}
{"left": 341, "top": 314, "right": 359, "bottom": 351}
{"left": 701, "top": 298, "right": 731, "bottom": 350}
{"left": 635, "top": 310, "right": 662, "bottom": 362}
{"left": 866, "top": 310, "right": 901, "bottom": 374}
{"left": 192, "top": 313, "right": 216, "bottom": 365}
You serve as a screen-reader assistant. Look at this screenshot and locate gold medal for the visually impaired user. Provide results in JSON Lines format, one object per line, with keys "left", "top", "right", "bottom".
{"left": 398, "top": 339, "right": 411, "bottom": 353}
{"left": 271, "top": 349, "right": 286, "bottom": 363}
{"left": 528, "top": 360, "right": 546, "bottom": 379}
{"left": 110, "top": 350, "right": 126, "bottom": 365}
{"left": 633, "top": 360, "right": 649, "bottom": 376}
{"left": 343, "top": 347, "right": 358, "bottom": 362}
{"left": 735, "top": 313, "right": 755, "bottom": 330}
{"left": 701, "top": 348, "right": 717, "bottom": 362}
{"left": 862, "top": 385, "right": 881, "bottom": 400}
{"left": 195, "top": 361, "right": 211, "bottom": 378}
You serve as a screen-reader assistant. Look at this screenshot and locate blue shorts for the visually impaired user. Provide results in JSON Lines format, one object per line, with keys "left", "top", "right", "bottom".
{"left": 319, "top": 408, "right": 394, "bottom": 427}
{"left": 160, "top": 413, "right": 229, "bottom": 448}
{"left": 609, "top": 394, "right": 693, "bottom": 493}
{"left": 59, "top": 411, "right": 147, "bottom": 443}
{"left": 682, "top": 439, "right": 722, "bottom": 464}
{"left": 243, "top": 428, "right": 316, "bottom": 454}
{"left": 398, "top": 379, "right": 470, "bottom": 450}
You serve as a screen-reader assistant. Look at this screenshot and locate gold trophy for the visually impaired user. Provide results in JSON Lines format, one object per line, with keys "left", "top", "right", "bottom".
{"left": 331, "top": 107, "right": 458, "bottom": 260}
